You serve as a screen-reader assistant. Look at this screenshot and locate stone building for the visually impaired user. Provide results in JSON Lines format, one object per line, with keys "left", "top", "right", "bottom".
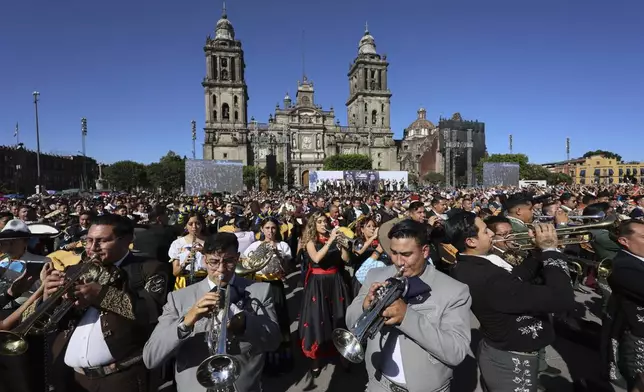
{"left": 399, "top": 108, "right": 442, "bottom": 178}
{"left": 0, "top": 145, "right": 98, "bottom": 194}
{"left": 201, "top": 8, "right": 398, "bottom": 187}
{"left": 398, "top": 111, "right": 486, "bottom": 186}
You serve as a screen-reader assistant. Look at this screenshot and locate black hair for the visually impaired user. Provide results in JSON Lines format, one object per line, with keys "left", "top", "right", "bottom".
{"left": 235, "top": 215, "right": 250, "bottom": 231}
{"left": 0, "top": 211, "right": 13, "bottom": 220}
{"left": 559, "top": 192, "right": 573, "bottom": 202}
{"left": 443, "top": 210, "right": 480, "bottom": 252}
{"left": 259, "top": 217, "right": 283, "bottom": 241}
{"left": 202, "top": 232, "right": 239, "bottom": 255}
{"left": 388, "top": 219, "right": 429, "bottom": 247}
{"left": 148, "top": 205, "right": 167, "bottom": 222}
{"left": 483, "top": 215, "right": 510, "bottom": 233}
{"left": 92, "top": 214, "right": 135, "bottom": 238}
{"left": 382, "top": 195, "right": 392, "bottom": 204}
{"left": 430, "top": 195, "right": 446, "bottom": 206}
{"left": 408, "top": 201, "right": 424, "bottom": 211}
{"left": 583, "top": 202, "right": 610, "bottom": 217}
{"left": 582, "top": 194, "right": 596, "bottom": 205}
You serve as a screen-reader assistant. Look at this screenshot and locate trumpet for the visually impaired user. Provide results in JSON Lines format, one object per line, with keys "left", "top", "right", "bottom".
{"left": 332, "top": 268, "right": 407, "bottom": 363}
{"left": 195, "top": 276, "right": 241, "bottom": 390}
{"left": 491, "top": 217, "right": 619, "bottom": 251}
{"left": 535, "top": 214, "right": 606, "bottom": 221}
{"left": 325, "top": 227, "right": 356, "bottom": 250}
{"left": 0, "top": 253, "right": 105, "bottom": 356}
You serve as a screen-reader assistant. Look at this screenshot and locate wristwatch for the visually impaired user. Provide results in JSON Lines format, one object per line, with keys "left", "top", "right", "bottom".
{"left": 177, "top": 316, "right": 193, "bottom": 334}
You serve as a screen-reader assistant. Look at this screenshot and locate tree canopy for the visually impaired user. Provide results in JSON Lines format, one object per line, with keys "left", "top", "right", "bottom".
{"left": 583, "top": 150, "right": 622, "bottom": 162}
{"left": 104, "top": 151, "right": 186, "bottom": 192}
{"left": 104, "top": 160, "right": 149, "bottom": 191}
{"left": 323, "top": 154, "right": 372, "bottom": 170}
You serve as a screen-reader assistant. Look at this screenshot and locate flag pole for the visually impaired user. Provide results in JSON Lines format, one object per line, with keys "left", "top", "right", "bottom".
{"left": 14, "top": 122, "right": 19, "bottom": 146}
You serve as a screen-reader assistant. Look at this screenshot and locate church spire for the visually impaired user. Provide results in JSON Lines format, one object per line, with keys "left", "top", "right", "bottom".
{"left": 365, "top": 21, "right": 369, "bottom": 34}
{"left": 222, "top": 0, "right": 227, "bottom": 18}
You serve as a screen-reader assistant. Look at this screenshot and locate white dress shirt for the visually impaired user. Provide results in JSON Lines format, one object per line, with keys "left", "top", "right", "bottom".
{"left": 64, "top": 253, "right": 127, "bottom": 369}
{"left": 381, "top": 335, "right": 407, "bottom": 384}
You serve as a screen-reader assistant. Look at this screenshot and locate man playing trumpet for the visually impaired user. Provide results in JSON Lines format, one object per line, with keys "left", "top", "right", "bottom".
{"left": 143, "top": 232, "right": 281, "bottom": 392}
{"left": 446, "top": 212, "right": 576, "bottom": 392}
{"left": 347, "top": 219, "right": 472, "bottom": 392}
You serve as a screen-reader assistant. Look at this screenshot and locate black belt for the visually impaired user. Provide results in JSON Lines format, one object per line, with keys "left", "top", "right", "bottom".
{"left": 375, "top": 370, "right": 409, "bottom": 392}
{"left": 73, "top": 355, "right": 142, "bottom": 379}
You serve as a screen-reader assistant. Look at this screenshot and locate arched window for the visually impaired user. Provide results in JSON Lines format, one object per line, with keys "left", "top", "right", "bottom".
{"left": 222, "top": 103, "right": 230, "bottom": 121}
{"left": 364, "top": 116, "right": 368, "bottom": 124}
{"left": 213, "top": 110, "right": 218, "bottom": 121}
{"left": 372, "top": 110, "right": 377, "bottom": 125}
{"left": 221, "top": 69, "right": 228, "bottom": 80}
{"left": 234, "top": 111, "right": 239, "bottom": 121}
{"left": 212, "top": 95, "right": 217, "bottom": 106}
{"left": 364, "top": 103, "right": 368, "bottom": 111}
{"left": 234, "top": 95, "right": 238, "bottom": 106}
{"left": 381, "top": 103, "right": 384, "bottom": 112}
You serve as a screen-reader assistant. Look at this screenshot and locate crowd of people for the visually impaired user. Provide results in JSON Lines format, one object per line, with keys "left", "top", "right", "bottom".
{"left": 0, "top": 182, "right": 643, "bottom": 392}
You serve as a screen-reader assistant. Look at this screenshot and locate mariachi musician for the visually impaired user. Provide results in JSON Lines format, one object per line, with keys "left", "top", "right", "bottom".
{"left": 374, "top": 195, "right": 398, "bottom": 225}
{"left": 24, "top": 214, "right": 170, "bottom": 392}
{"left": 143, "top": 232, "right": 281, "bottom": 392}
{"left": 56, "top": 210, "right": 94, "bottom": 251}
{"left": 604, "top": 219, "right": 644, "bottom": 390}
{"left": 446, "top": 212, "right": 576, "bottom": 391}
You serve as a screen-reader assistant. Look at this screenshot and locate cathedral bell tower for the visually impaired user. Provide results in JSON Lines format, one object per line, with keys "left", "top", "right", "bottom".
{"left": 346, "top": 23, "right": 391, "bottom": 131}
{"left": 202, "top": 3, "right": 249, "bottom": 162}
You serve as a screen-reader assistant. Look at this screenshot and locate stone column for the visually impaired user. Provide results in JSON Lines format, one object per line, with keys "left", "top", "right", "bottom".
{"left": 236, "top": 58, "right": 242, "bottom": 82}
{"left": 204, "top": 93, "right": 211, "bottom": 123}
{"left": 467, "top": 129, "right": 473, "bottom": 187}
{"left": 213, "top": 56, "right": 218, "bottom": 80}
{"left": 206, "top": 55, "right": 213, "bottom": 79}
{"left": 443, "top": 129, "right": 451, "bottom": 187}
{"left": 451, "top": 130, "right": 458, "bottom": 187}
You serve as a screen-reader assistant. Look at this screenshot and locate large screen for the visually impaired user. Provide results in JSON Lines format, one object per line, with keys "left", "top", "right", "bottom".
{"left": 483, "top": 162, "right": 520, "bottom": 187}
{"left": 184, "top": 159, "right": 243, "bottom": 195}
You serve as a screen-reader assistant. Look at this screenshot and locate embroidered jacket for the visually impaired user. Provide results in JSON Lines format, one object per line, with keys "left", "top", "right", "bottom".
{"left": 451, "top": 251, "right": 576, "bottom": 353}
{"left": 608, "top": 250, "right": 644, "bottom": 338}
{"left": 23, "top": 253, "right": 170, "bottom": 379}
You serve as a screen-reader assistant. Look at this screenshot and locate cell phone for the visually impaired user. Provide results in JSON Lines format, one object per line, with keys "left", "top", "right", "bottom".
{"left": 25, "top": 262, "right": 46, "bottom": 280}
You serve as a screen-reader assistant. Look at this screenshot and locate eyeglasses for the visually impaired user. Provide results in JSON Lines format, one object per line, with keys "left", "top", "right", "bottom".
{"left": 204, "top": 257, "right": 237, "bottom": 268}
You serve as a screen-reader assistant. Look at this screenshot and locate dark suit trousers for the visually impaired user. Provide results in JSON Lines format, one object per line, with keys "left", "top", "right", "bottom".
{"left": 70, "top": 363, "right": 150, "bottom": 392}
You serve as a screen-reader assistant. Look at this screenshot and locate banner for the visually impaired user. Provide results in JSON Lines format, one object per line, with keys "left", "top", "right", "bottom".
{"left": 309, "top": 170, "right": 407, "bottom": 191}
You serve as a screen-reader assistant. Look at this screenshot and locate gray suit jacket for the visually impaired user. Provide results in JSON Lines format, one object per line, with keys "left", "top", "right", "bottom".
{"left": 347, "top": 265, "right": 472, "bottom": 392}
{"left": 143, "top": 276, "right": 281, "bottom": 392}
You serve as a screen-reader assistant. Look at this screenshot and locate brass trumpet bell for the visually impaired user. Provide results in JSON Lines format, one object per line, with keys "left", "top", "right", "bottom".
{"left": 0, "top": 331, "right": 28, "bottom": 356}
{"left": 332, "top": 328, "right": 365, "bottom": 363}
{"left": 195, "top": 354, "right": 241, "bottom": 389}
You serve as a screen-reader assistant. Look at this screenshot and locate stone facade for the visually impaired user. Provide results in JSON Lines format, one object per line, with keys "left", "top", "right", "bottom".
{"left": 201, "top": 10, "right": 398, "bottom": 187}
{"left": 399, "top": 108, "right": 443, "bottom": 178}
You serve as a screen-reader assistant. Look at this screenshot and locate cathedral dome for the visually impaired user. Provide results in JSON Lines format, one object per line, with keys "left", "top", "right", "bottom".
{"left": 215, "top": 6, "right": 235, "bottom": 41}
{"left": 405, "top": 107, "right": 436, "bottom": 139}
{"left": 358, "top": 24, "right": 377, "bottom": 55}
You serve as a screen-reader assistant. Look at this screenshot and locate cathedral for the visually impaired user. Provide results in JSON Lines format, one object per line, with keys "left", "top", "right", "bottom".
{"left": 201, "top": 7, "right": 398, "bottom": 187}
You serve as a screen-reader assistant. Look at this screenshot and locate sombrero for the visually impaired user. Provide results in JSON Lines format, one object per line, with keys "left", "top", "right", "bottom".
{"left": 0, "top": 220, "right": 32, "bottom": 240}
{"left": 377, "top": 216, "right": 406, "bottom": 257}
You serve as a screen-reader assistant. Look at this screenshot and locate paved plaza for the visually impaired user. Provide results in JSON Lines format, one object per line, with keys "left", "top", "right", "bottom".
{"left": 262, "top": 270, "right": 626, "bottom": 392}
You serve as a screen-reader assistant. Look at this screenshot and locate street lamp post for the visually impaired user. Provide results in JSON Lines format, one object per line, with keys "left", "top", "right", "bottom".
{"left": 191, "top": 120, "right": 197, "bottom": 159}
{"left": 81, "top": 117, "right": 88, "bottom": 190}
{"left": 33, "top": 91, "right": 42, "bottom": 193}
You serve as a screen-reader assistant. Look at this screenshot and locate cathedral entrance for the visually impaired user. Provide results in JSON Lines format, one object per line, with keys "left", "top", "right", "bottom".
{"left": 301, "top": 170, "right": 309, "bottom": 189}
{"left": 260, "top": 176, "right": 269, "bottom": 191}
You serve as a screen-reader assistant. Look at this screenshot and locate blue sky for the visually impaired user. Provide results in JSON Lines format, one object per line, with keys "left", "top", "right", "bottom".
{"left": 1, "top": 0, "right": 642, "bottom": 165}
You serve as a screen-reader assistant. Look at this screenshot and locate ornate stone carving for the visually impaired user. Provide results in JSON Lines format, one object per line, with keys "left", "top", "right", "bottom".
{"left": 302, "top": 136, "right": 313, "bottom": 150}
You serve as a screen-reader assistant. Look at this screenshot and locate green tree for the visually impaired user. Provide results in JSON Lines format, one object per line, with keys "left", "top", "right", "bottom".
{"left": 147, "top": 151, "right": 185, "bottom": 193}
{"left": 583, "top": 150, "right": 622, "bottom": 162}
{"left": 423, "top": 172, "right": 445, "bottom": 185}
{"left": 243, "top": 166, "right": 260, "bottom": 189}
{"left": 104, "top": 161, "right": 148, "bottom": 191}
{"left": 522, "top": 164, "right": 552, "bottom": 180}
{"left": 323, "top": 154, "right": 372, "bottom": 170}
{"left": 549, "top": 172, "right": 573, "bottom": 185}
